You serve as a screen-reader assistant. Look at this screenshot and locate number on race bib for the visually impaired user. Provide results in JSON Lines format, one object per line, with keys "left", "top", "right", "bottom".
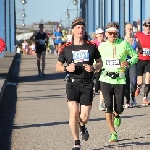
{"left": 72, "top": 50, "right": 89, "bottom": 63}
{"left": 106, "top": 58, "right": 120, "bottom": 68}
{"left": 39, "top": 39, "right": 45, "bottom": 45}
{"left": 143, "top": 48, "right": 150, "bottom": 56}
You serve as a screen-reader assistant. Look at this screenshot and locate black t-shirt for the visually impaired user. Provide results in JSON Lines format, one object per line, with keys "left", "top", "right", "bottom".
{"left": 58, "top": 41, "right": 101, "bottom": 79}
{"left": 35, "top": 31, "right": 47, "bottom": 50}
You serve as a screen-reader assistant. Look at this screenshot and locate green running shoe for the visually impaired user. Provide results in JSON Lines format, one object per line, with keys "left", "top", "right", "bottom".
{"left": 114, "top": 116, "right": 121, "bottom": 127}
{"left": 109, "top": 132, "right": 118, "bottom": 142}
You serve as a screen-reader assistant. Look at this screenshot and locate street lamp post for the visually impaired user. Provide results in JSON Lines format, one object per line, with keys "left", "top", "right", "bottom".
{"left": 73, "top": 0, "right": 78, "bottom": 17}
{"left": 16, "top": 19, "right": 25, "bottom": 27}
{"left": 16, "top": 0, "right": 27, "bottom": 41}
{"left": 59, "top": 20, "right": 70, "bottom": 28}
{"left": 16, "top": 0, "right": 27, "bottom": 25}
{"left": 16, "top": 9, "right": 26, "bottom": 27}
{"left": 66, "top": 0, "right": 79, "bottom": 19}
{"left": 66, "top": 9, "right": 77, "bottom": 19}
{"left": 19, "top": 0, "right": 27, "bottom": 4}
{"left": 59, "top": 12, "right": 72, "bottom": 28}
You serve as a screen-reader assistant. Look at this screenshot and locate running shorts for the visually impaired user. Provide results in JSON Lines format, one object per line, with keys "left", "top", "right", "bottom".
{"left": 137, "top": 60, "right": 150, "bottom": 76}
{"left": 66, "top": 81, "right": 93, "bottom": 105}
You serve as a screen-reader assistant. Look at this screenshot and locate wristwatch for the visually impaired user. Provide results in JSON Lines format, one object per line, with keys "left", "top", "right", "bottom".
{"left": 64, "top": 66, "right": 67, "bottom": 72}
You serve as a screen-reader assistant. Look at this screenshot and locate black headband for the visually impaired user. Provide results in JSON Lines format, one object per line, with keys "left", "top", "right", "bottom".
{"left": 72, "top": 22, "right": 85, "bottom": 29}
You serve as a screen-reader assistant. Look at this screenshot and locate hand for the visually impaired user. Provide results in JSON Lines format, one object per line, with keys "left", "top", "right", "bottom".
{"left": 67, "top": 63, "right": 75, "bottom": 72}
{"left": 83, "top": 64, "right": 93, "bottom": 72}
{"left": 121, "top": 61, "right": 130, "bottom": 68}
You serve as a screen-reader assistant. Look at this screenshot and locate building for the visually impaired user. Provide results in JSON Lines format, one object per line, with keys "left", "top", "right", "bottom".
{"left": 80, "top": 0, "right": 146, "bottom": 37}
{"left": 16, "top": 24, "right": 58, "bottom": 34}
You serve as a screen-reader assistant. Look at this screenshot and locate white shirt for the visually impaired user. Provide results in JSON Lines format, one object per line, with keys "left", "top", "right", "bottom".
{"left": 16, "top": 47, "right": 21, "bottom": 53}
{"left": 31, "top": 44, "right": 36, "bottom": 50}
{"left": 67, "top": 34, "right": 72, "bottom": 42}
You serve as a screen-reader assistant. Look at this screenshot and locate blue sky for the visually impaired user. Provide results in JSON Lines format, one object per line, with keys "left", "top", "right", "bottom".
{"left": 16, "top": 0, "right": 150, "bottom": 26}
{"left": 16, "top": 0, "right": 79, "bottom": 26}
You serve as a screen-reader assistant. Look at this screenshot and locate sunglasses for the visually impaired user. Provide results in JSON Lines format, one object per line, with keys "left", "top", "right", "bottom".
{"left": 108, "top": 32, "right": 118, "bottom": 36}
{"left": 145, "top": 25, "right": 150, "bottom": 28}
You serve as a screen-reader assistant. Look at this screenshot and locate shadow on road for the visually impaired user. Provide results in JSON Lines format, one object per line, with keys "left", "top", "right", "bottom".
{"left": 12, "top": 114, "right": 145, "bottom": 130}
{"left": 93, "top": 137, "right": 150, "bottom": 150}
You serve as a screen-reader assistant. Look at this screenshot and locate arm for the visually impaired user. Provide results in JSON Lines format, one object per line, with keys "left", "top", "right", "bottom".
{"left": 56, "top": 46, "right": 75, "bottom": 73}
{"left": 45, "top": 34, "right": 49, "bottom": 44}
{"left": 136, "top": 38, "right": 143, "bottom": 53}
{"left": 56, "top": 61, "right": 76, "bottom": 73}
{"left": 56, "top": 61, "right": 65, "bottom": 72}
{"left": 53, "top": 32, "right": 56, "bottom": 39}
{"left": 126, "top": 42, "right": 138, "bottom": 66}
{"left": 93, "top": 58, "right": 103, "bottom": 72}
{"left": 30, "top": 32, "right": 39, "bottom": 42}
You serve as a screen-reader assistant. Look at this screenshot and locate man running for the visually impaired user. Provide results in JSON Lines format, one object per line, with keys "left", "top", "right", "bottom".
{"left": 31, "top": 23, "right": 49, "bottom": 77}
{"left": 56, "top": 17, "right": 102, "bottom": 150}
{"left": 134, "top": 20, "right": 150, "bottom": 105}
{"left": 99, "top": 22, "right": 138, "bottom": 142}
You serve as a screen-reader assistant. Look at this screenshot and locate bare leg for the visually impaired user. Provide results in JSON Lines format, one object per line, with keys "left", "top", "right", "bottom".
{"left": 41, "top": 51, "right": 46, "bottom": 73}
{"left": 68, "top": 101, "right": 80, "bottom": 140}
{"left": 79, "top": 105, "right": 92, "bottom": 126}
{"left": 36, "top": 53, "right": 41, "bottom": 73}
{"left": 137, "top": 76, "right": 143, "bottom": 85}
{"left": 106, "top": 113, "right": 115, "bottom": 133}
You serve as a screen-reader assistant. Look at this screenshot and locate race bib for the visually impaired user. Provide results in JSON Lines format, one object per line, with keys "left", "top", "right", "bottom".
{"left": 106, "top": 58, "right": 120, "bottom": 68}
{"left": 56, "top": 36, "right": 62, "bottom": 40}
{"left": 72, "top": 50, "right": 89, "bottom": 63}
{"left": 39, "top": 39, "right": 45, "bottom": 45}
{"left": 143, "top": 48, "right": 150, "bottom": 56}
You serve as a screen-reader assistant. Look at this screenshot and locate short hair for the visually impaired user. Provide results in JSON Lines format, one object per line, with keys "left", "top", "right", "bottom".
{"left": 105, "top": 22, "right": 120, "bottom": 30}
{"left": 72, "top": 17, "right": 85, "bottom": 27}
{"left": 91, "top": 32, "right": 96, "bottom": 39}
{"left": 39, "top": 23, "right": 44, "bottom": 27}
{"left": 125, "top": 22, "right": 133, "bottom": 27}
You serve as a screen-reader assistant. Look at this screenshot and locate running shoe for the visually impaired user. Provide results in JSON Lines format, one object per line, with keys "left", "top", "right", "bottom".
{"left": 38, "top": 71, "right": 41, "bottom": 77}
{"left": 109, "top": 132, "right": 118, "bottom": 142}
{"left": 41, "top": 72, "right": 45, "bottom": 77}
{"left": 135, "top": 87, "right": 140, "bottom": 96}
{"left": 99, "top": 100, "right": 106, "bottom": 111}
{"left": 130, "top": 99, "right": 137, "bottom": 107}
{"left": 72, "top": 145, "right": 81, "bottom": 150}
{"left": 124, "top": 103, "right": 131, "bottom": 108}
{"left": 80, "top": 127, "right": 89, "bottom": 141}
{"left": 142, "top": 97, "right": 149, "bottom": 106}
{"left": 114, "top": 116, "right": 121, "bottom": 127}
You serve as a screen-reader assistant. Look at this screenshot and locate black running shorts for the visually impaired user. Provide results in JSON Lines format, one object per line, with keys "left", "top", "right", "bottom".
{"left": 66, "top": 81, "right": 93, "bottom": 105}
{"left": 137, "top": 60, "right": 150, "bottom": 76}
{"left": 36, "top": 48, "right": 46, "bottom": 54}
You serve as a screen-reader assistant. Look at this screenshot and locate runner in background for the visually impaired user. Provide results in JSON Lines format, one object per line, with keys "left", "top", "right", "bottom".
{"left": 30, "top": 23, "right": 49, "bottom": 77}
{"left": 66, "top": 29, "right": 72, "bottom": 43}
{"left": 92, "top": 28, "right": 106, "bottom": 111}
{"left": 134, "top": 20, "right": 150, "bottom": 105}
{"left": 53, "top": 27, "right": 62, "bottom": 55}
{"left": 124, "top": 23, "right": 138, "bottom": 108}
